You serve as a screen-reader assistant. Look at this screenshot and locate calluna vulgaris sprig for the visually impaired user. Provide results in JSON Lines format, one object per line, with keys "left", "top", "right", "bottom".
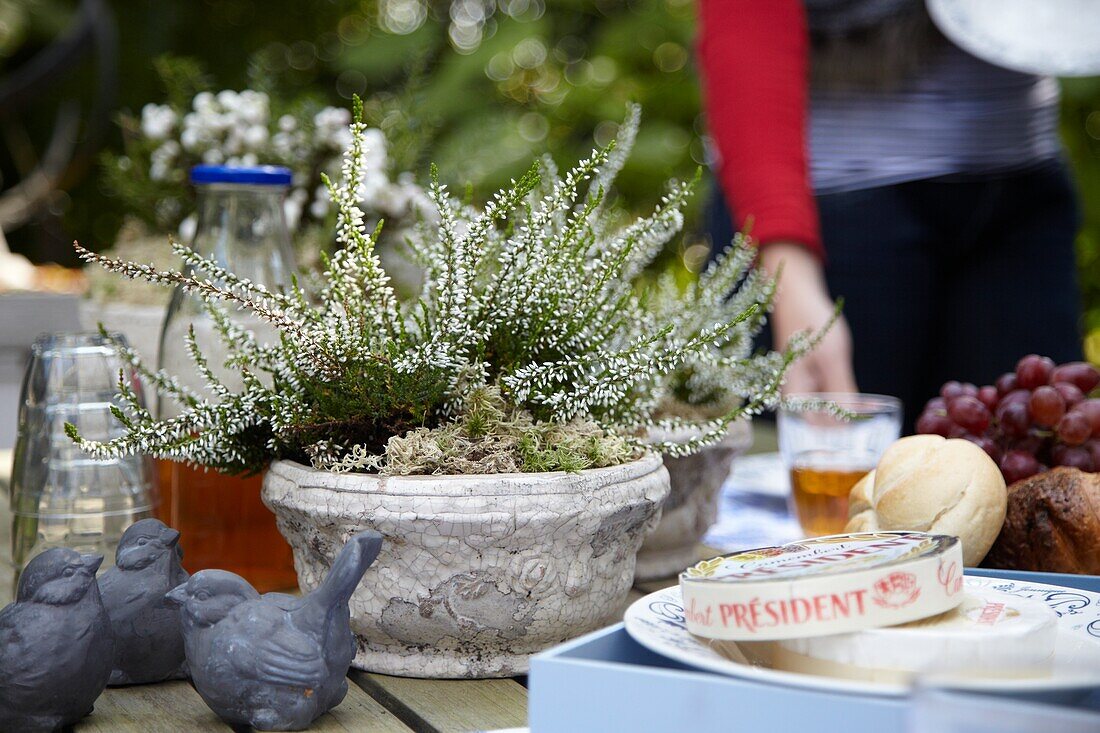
{"left": 68, "top": 99, "right": 826, "bottom": 475}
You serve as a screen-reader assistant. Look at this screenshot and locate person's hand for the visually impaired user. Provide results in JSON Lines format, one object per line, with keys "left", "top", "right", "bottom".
{"left": 759, "top": 241, "right": 858, "bottom": 395}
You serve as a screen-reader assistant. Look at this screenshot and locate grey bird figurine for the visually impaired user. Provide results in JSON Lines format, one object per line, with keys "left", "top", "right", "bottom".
{"left": 99, "top": 518, "right": 190, "bottom": 685}
{"left": 0, "top": 548, "right": 114, "bottom": 732}
{"left": 166, "top": 531, "right": 383, "bottom": 731}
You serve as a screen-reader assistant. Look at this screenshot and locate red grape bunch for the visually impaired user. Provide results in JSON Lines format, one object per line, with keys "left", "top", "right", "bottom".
{"left": 916, "top": 355, "right": 1100, "bottom": 484}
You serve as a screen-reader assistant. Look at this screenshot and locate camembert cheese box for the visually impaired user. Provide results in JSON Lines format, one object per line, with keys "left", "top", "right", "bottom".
{"left": 680, "top": 531, "right": 964, "bottom": 641}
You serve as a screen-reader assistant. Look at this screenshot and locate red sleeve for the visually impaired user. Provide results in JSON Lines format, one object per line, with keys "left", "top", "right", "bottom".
{"left": 698, "top": 0, "right": 823, "bottom": 256}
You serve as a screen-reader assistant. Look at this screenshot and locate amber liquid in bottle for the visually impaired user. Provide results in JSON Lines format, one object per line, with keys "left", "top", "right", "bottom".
{"left": 789, "top": 465, "right": 871, "bottom": 537}
{"left": 155, "top": 458, "right": 297, "bottom": 592}
{"left": 155, "top": 175, "right": 300, "bottom": 593}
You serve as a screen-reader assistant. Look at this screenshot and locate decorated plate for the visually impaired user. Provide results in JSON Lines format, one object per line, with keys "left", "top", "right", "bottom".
{"left": 624, "top": 576, "right": 1100, "bottom": 697}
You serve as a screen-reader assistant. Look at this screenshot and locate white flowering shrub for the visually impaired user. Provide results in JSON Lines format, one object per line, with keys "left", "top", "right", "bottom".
{"left": 103, "top": 60, "right": 430, "bottom": 247}
{"left": 644, "top": 232, "right": 782, "bottom": 419}
{"left": 72, "top": 100, "right": 822, "bottom": 476}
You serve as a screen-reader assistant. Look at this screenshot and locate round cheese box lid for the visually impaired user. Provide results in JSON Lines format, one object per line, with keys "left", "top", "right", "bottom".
{"left": 680, "top": 531, "right": 965, "bottom": 641}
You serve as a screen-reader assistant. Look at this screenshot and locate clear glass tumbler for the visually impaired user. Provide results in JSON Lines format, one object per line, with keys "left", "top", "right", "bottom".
{"left": 10, "top": 332, "right": 156, "bottom": 584}
{"left": 778, "top": 393, "right": 902, "bottom": 536}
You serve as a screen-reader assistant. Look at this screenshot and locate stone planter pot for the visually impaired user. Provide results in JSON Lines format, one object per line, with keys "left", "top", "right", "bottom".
{"left": 262, "top": 454, "right": 669, "bottom": 679}
{"left": 635, "top": 420, "right": 753, "bottom": 581}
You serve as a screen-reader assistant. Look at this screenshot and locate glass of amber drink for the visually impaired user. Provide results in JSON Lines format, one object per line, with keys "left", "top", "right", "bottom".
{"left": 778, "top": 393, "right": 902, "bottom": 536}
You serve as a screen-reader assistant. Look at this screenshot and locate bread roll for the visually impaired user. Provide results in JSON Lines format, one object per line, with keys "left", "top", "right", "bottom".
{"left": 847, "top": 470, "right": 875, "bottom": 517}
{"left": 984, "top": 467, "right": 1100, "bottom": 575}
{"left": 844, "top": 435, "right": 1006, "bottom": 565}
{"left": 845, "top": 470, "right": 878, "bottom": 532}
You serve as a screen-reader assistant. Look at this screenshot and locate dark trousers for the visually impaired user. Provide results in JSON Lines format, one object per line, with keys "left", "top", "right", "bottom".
{"left": 707, "top": 160, "right": 1084, "bottom": 431}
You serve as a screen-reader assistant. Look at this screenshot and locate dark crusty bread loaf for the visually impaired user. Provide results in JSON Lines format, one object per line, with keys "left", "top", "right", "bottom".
{"left": 984, "top": 467, "right": 1100, "bottom": 575}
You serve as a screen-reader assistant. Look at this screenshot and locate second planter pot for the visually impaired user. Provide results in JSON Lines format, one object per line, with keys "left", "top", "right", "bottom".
{"left": 262, "top": 453, "right": 669, "bottom": 679}
{"left": 635, "top": 420, "right": 753, "bottom": 581}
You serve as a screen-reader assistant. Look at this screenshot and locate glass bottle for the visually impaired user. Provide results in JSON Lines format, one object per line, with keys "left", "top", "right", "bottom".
{"left": 11, "top": 332, "right": 156, "bottom": 591}
{"left": 156, "top": 165, "right": 298, "bottom": 591}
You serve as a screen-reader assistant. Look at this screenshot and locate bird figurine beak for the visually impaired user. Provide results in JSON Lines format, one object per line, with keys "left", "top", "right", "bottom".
{"left": 162, "top": 527, "right": 181, "bottom": 547}
{"left": 80, "top": 554, "right": 104, "bottom": 574}
{"left": 165, "top": 583, "right": 189, "bottom": 607}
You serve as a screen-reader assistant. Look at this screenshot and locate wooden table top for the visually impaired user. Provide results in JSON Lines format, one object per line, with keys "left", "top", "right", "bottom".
{"left": 0, "top": 449, "right": 687, "bottom": 732}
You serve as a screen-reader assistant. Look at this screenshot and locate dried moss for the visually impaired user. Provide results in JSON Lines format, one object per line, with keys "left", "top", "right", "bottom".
{"left": 327, "top": 388, "right": 639, "bottom": 475}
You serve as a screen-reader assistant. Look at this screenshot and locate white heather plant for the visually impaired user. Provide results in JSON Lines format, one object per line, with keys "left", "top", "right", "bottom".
{"left": 647, "top": 234, "right": 781, "bottom": 419}
{"left": 70, "top": 100, "right": 825, "bottom": 476}
{"left": 103, "top": 58, "right": 431, "bottom": 247}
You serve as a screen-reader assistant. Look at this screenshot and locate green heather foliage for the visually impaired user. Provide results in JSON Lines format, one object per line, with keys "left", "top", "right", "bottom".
{"left": 68, "top": 101, "right": 820, "bottom": 476}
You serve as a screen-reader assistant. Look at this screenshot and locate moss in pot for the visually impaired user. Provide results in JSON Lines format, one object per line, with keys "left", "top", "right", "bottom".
{"left": 67, "top": 101, "right": 818, "bottom": 678}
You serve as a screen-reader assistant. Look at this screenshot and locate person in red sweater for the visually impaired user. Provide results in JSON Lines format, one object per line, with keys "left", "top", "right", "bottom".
{"left": 699, "top": 0, "right": 1082, "bottom": 429}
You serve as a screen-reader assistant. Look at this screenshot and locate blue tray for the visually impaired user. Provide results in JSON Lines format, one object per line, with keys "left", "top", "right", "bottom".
{"left": 529, "top": 570, "right": 1100, "bottom": 732}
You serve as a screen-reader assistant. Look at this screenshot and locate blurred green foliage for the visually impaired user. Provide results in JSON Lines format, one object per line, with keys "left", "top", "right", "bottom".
{"left": 2, "top": 0, "right": 704, "bottom": 263}
{"left": 3, "top": 0, "right": 1100, "bottom": 344}
{"left": 1060, "top": 77, "right": 1100, "bottom": 356}
{"left": 0, "top": 0, "right": 68, "bottom": 56}
{"left": 320, "top": 0, "right": 702, "bottom": 215}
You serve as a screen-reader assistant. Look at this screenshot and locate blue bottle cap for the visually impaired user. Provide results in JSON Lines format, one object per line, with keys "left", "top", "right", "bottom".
{"left": 189, "top": 165, "right": 293, "bottom": 186}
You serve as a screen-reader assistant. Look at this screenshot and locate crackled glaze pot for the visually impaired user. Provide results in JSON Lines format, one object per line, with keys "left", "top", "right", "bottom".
{"left": 635, "top": 421, "right": 753, "bottom": 581}
{"left": 262, "top": 454, "right": 669, "bottom": 678}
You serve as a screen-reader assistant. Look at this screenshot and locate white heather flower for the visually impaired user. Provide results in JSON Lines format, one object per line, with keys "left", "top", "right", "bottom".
{"left": 271, "top": 131, "right": 295, "bottom": 157}
{"left": 392, "top": 181, "right": 426, "bottom": 217}
{"left": 285, "top": 188, "right": 308, "bottom": 226}
{"left": 314, "top": 107, "right": 353, "bottom": 148}
{"left": 243, "top": 125, "right": 268, "bottom": 150}
{"left": 397, "top": 172, "right": 434, "bottom": 216}
{"left": 237, "top": 90, "right": 269, "bottom": 126}
{"left": 278, "top": 114, "right": 297, "bottom": 133}
{"left": 149, "top": 140, "right": 180, "bottom": 181}
{"left": 361, "top": 128, "right": 386, "bottom": 156}
{"left": 332, "top": 127, "right": 354, "bottom": 151}
{"left": 179, "top": 128, "right": 201, "bottom": 151}
{"left": 216, "top": 90, "right": 239, "bottom": 111}
{"left": 193, "top": 91, "right": 216, "bottom": 112}
{"left": 223, "top": 129, "right": 243, "bottom": 156}
{"left": 310, "top": 183, "right": 330, "bottom": 218}
{"left": 141, "top": 104, "right": 176, "bottom": 140}
{"left": 241, "top": 152, "right": 258, "bottom": 166}
{"left": 203, "top": 148, "right": 224, "bottom": 164}
{"left": 209, "top": 111, "right": 231, "bottom": 133}
{"left": 284, "top": 196, "right": 304, "bottom": 231}
{"left": 178, "top": 214, "right": 197, "bottom": 243}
